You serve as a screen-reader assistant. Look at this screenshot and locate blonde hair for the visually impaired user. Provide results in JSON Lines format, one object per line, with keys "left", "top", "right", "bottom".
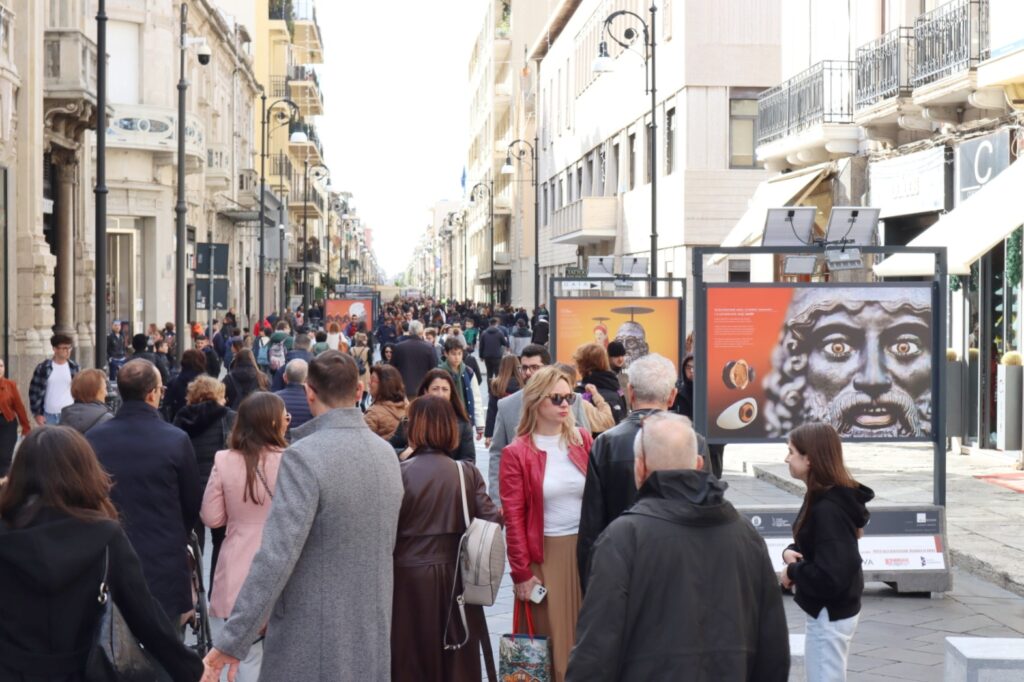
{"left": 186, "top": 375, "right": 226, "bottom": 405}
{"left": 516, "top": 366, "right": 582, "bottom": 446}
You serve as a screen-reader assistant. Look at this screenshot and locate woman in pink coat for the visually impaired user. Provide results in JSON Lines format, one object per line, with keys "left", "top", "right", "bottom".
{"left": 201, "top": 391, "right": 288, "bottom": 681}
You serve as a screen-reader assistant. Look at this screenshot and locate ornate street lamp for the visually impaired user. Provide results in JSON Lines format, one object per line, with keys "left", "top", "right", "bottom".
{"left": 501, "top": 138, "right": 539, "bottom": 311}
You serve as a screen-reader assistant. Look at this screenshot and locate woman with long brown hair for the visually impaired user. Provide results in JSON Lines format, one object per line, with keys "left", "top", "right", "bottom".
{"left": 485, "top": 354, "right": 521, "bottom": 446}
{"left": 781, "top": 422, "right": 874, "bottom": 682}
{"left": 417, "top": 369, "right": 475, "bottom": 463}
{"left": 0, "top": 427, "right": 203, "bottom": 681}
{"left": 500, "top": 366, "right": 593, "bottom": 682}
{"left": 391, "top": 396, "right": 501, "bottom": 681}
{"left": 201, "top": 392, "right": 288, "bottom": 682}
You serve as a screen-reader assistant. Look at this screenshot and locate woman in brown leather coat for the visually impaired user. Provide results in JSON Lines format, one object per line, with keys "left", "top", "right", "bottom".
{"left": 391, "top": 396, "right": 501, "bottom": 681}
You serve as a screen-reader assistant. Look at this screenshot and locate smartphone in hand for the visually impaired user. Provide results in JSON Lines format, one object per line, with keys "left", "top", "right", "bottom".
{"left": 529, "top": 584, "right": 547, "bottom": 604}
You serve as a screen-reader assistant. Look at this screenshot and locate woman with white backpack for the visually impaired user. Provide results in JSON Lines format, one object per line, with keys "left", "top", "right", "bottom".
{"left": 390, "top": 396, "right": 503, "bottom": 681}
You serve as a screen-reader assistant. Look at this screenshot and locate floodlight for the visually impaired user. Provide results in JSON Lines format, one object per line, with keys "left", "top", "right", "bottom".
{"left": 761, "top": 207, "right": 817, "bottom": 247}
{"left": 825, "top": 207, "right": 880, "bottom": 245}
{"left": 783, "top": 255, "right": 819, "bottom": 276}
{"left": 620, "top": 257, "right": 648, "bottom": 277}
{"left": 825, "top": 246, "right": 863, "bottom": 271}
{"left": 587, "top": 256, "right": 615, "bottom": 278}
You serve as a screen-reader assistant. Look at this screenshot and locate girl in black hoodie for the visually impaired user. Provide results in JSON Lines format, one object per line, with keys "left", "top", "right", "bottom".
{"left": 781, "top": 422, "right": 874, "bottom": 682}
{"left": 572, "top": 343, "right": 627, "bottom": 425}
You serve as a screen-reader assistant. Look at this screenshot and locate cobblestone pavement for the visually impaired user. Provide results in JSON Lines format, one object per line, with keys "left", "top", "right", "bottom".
{"left": 474, "top": 438, "right": 1024, "bottom": 681}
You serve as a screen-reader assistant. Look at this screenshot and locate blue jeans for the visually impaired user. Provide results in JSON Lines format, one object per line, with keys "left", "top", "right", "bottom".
{"left": 45, "top": 412, "right": 61, "bottom": 425}
{"left": 804, "top": 609, "right": 858, "bottom": 681}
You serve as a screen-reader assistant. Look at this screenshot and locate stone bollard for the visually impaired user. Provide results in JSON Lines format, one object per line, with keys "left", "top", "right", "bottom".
{"left": 944, "top": 637, "right": 1024, "bottom": 681}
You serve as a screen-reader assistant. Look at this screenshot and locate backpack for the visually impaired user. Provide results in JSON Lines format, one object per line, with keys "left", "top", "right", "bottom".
{"left": 445, "top": 460, "right": 504, "bottom": 649}
{"left": 268, "top": 341, "right": 287, "bottom": 372}
{"left": 256, "top": 337, "right": 271, "bottom": 366}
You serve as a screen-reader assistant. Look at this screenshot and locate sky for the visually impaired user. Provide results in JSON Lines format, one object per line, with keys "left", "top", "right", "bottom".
{"left": 314, "top": 0, "right": 482, "bottom": 280}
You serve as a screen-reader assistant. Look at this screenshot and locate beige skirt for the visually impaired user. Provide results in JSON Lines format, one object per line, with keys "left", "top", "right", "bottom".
{"left": 521, "top": 534, "right": 582, "bottom": 682}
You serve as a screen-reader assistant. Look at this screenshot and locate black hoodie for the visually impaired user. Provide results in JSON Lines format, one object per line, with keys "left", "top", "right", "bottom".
{"left": 578, "top": 369, "right": 628, "bottom": 424}
{"left": 0, "top": 507, "right": 203, "bottom": 681}
{"left": 568, "top": 470, "right": 790, "bottom": 681}
{"left": 786, "top": 483, "right": 875, "bottom": 621}
{"left": 673, "top": 353, "right": 695, "bottom": 418}
{"left": 173, "top": 401, "right": 235, "bottom": 488}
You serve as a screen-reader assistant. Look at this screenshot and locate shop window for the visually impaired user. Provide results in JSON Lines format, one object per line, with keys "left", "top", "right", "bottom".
{"left": 729, "top": 98, "right": 759, "bottom": 168}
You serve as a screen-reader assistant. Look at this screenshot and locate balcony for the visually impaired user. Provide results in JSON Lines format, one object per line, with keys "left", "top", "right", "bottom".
{"left": 288, "top": 183, "right": 326, "bottom": 221}
{"left": 288, "top": 240, "right": 322, "bottom": 268}
{"left": 237, "top": 169, "right": 260, "bottom": 208}
{"left": 855, "top": 28, "right": 918, "bottom": 129}
{"left": 270, "top": 75, "right": 288, "bottom": 98}
{"left": 107, "top": 104, "right": 206, "bottom": 171}
{"left": 288, "top": 121, "right": 325, "bottom": 167}
{"left": 910, "top": 0, "right": 1003, "bottom": 112}
{"left": 291, "top": 0, "right": 324, "bottom": 65}
{"left": 205, "top": 143, "right": 231, "bottom": 189}
{"left": 551, "top": 196, "right": 618, "bottom": 246}
{"left": 43, "top": 27, "right": 100, "bottom": 146}
{"left": 288, "top": 65, "right": 324, "bottom": 117}
{"left": 756, "top": 61, "right": 859, "bottom": 171}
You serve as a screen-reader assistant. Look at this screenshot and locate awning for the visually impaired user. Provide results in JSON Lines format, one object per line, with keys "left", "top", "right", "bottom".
{"left": 711, "top": 162, "right": 833, "bottom": 265}
{"left": 874, "top": 156, "right": 1024, "bottom": 277}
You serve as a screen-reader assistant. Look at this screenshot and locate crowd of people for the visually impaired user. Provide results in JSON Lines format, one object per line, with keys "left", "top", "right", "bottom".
{"left": 0, "top": 296, "right": 874, "bottom": 682}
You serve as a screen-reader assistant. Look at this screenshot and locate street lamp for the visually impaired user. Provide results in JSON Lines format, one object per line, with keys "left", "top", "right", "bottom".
{"left": 95, "top": 0, "right": 108, "bottom": 370}
{"left": 593, "top": 4, "right": 659, "bottom": 294}
{"left": 302, "top": 161, "right": 329, "bottom": 310}
{"left": 470, "top": 180, "right": 494, "bottom": 306}
{"left": 501, "top": 138, "right": 539, "bottom": 311}
{"left": 258, "top": 96, "right": 301, "bottom": 327}
{"left": 278, "top": 223, "right": 286, "bottom": 312}
{"left": 175, "top": 2, "right": 210, "bottom": 362}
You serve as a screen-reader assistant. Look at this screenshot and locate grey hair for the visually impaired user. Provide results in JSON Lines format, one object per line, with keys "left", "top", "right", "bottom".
{"left": 284, "top": 358, "right": 308, "bottom": 385}
{"left": 408, "top": 320, "right": 424, "bottom": 338}
{"left": 293, "top": 333, "right": 312, "bottom": 350}
{"left": 627, "top": 353, "right": 678, "bottom": 405}
{"left": 633, "top": 411, "right": 698, "bottom": 469}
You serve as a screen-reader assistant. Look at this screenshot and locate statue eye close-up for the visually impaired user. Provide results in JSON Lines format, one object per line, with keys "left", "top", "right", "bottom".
{"left": 821, "top": 336, "right": 853, "bottom": 359}
{"left": 889, "top": 337, "right": 922, "bottom": 358}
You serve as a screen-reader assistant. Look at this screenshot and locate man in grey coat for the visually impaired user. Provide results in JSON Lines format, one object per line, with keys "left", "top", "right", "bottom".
{"left": 487, "top": 344, "right": 589, "bottom": 506}
{"left": 203, "top": 351, "right": 403, "bottom": 682}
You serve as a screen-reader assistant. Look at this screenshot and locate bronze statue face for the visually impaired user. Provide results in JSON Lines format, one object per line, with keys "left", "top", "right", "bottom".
{"left": 614, "top": 321, "right": 649, "bottom": 368}
{"left": 763, "top": 288, "right": 932, "bottom": 439}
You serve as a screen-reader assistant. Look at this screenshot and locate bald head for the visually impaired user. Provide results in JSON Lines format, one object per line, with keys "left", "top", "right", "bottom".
{"left": 284, "top": 358, "right": 308, "bottom": 385}
{"left": 634, "top": 412, "right": 700, "bottom": 487}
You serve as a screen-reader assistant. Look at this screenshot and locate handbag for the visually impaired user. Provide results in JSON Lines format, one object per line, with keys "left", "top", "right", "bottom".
{"left": 499, "top": 601, "right": 552, "bottom": 682}
{"left": 443, "top": 460, "right": 505, "bottom": 647}
{"left": 85, "top": 547, "right": 171, "bottom": 682}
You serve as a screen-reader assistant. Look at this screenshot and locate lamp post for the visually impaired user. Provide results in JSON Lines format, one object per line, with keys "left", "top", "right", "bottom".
{"left": 594, "top": 4, "right": 658, "bottom": 294}
{"left": 175, "top": 2, "right": 210, "bottom": 363}
{"left": 470, "top": 180, "right": 494, "bottom": 305}
{"left": 301, "top": 161, "right": 329, "bottom": 310}
{"left": 95, "top": 0, "right": 108, "bottom": 370}
{"left": 258, "top": 97, "right": 300, "bottom": 328}
{"left": 501, "top": 138, "right": 538, "bottom": 311}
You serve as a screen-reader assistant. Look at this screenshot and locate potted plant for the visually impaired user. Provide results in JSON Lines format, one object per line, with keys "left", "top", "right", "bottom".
{"left": 997, "top": 350, "right": 1023, "bottom": 451}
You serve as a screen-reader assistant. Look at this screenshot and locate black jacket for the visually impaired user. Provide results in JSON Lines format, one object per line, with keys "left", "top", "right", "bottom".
{"left": 567, "top": 470, "right": 790, "bottom": 682}
{"left": 106, "top": 332, "right": 125, "bottom": 359}
{"left": 485, "top": 378, "right": 519, "bottom": 438}
{"left": 271, "top": 349, "right": 313, "bottom": 392}
{"left": 531, "top": 319, "right": 549, "bottom": 346}
{"left": 786, "top": 484, "right": 875, "bottom": 621}
{"left": 391, "top": 338, "right": 438, "bottom": 399}
{"left": 164, "top": 367, "right": 202, "bottom": 423}
{"left": 223, "top": 365, "right": 264, "bottom": 409}
{"left": 673, "top": 354, "right": 695, "bottom": 418}
{"left": 478, "top": 326, "right": 508, "bottom": 359}
{"left": 578, "top": 370, "right": 627, "bottom": 425}
{"left": 173, "top": 401, "right": 236, "bottom": 490}
{"left": 85, "top": 401, "right": 201, "bottom": 620}
{"left": 202, "top": 346, "right": 222, "bottom": 378}
{"left": 576, "top": 409, "right": 709, "bottom": 588}
{"left": 133, "top": 350, "right": 168, "bottom": 384}
{"left": 0, "top": 507, "right": 203, "bottom": 682}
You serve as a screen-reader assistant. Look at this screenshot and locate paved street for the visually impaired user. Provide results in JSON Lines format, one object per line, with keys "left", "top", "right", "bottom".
{"left": 474, "top": 436, "right": 1024, "bottom": 680}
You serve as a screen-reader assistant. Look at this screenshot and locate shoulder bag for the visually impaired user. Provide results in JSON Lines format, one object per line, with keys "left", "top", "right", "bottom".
{"left": 85, "top": 547, "right": 170, "bottom": 682}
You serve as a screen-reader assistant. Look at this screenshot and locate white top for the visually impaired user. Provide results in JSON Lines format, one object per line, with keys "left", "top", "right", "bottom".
{"left": 44, "top": 361, "right": 74, "bottom": 415}
{"left": 535, "top": 433, "right": 585, "bottom": 536}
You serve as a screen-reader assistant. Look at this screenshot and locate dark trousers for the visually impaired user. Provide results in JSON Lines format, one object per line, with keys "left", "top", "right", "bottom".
{"left": 707, "top": 444, "right": 725, "bottom": 479}
{"left": 194, "top": 521, "right": 227, "bottom": 597}
{"left": 0, "top": 417, "right": 17, "bottom": 477}
{"left": 484, "top": 357, "right": 501, "bottom": 379}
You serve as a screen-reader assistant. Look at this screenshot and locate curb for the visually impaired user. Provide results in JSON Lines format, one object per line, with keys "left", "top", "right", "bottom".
{"left": 751, "top": 464, "right": 1024, "bottom": 599}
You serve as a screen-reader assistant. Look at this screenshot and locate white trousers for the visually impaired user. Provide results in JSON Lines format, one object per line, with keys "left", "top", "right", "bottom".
{"left": 804, "top": 608, "right": 859, "bottom": 682}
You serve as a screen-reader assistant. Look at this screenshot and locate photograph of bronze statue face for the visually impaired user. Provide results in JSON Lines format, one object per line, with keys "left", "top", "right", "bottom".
{"left": 762, "top": 287, "right": 933, "bottom": 439}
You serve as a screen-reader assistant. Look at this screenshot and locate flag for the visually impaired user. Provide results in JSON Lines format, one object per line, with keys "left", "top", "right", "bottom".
{"left": 460, "top": 166, "right": 467, "bottom": 193}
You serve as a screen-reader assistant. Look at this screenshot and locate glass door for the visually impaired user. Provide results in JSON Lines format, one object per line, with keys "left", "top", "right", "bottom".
{"left": 106, "top": 220, "right": 140, "bottom": 336}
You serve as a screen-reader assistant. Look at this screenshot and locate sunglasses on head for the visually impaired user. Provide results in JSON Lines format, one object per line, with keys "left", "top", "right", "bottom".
{"left": 547, "top": 393, "right": 577, "bottom": 406}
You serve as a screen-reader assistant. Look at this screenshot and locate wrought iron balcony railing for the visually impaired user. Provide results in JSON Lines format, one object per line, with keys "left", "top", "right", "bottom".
{"left": 757, "top": 61, "right": 856, "bottom": 147}
{"left": 856, "top": 27, "right": 915, "bottom": 109}
{"left": 911, "top": 0, "right": 989, "bottom": 88}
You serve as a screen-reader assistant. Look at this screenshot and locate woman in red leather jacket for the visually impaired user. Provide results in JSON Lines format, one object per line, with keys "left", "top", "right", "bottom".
{"left": 500, "top": 366, "right": 593, "bottom": 682}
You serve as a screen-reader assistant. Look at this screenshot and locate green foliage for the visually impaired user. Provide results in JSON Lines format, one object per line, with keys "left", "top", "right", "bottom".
{"left": 1007, "top": 227, "right": 1022, "bottom": 288}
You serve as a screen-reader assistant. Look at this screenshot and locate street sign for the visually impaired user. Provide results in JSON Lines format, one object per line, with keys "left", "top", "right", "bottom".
{"left": 564, "top": 266, "right": 586, "bottom": 278}
{"left": 561, "top": 281, "right": 601, "bottom": 291}
{"left": 614, "top": 280, "right": 636, "bottom": 292}
{"left": 196, "top": 243, "right": 229, "bottom": 277}
{"left": 195, "top": 278, "right": 228, "bottom": 311}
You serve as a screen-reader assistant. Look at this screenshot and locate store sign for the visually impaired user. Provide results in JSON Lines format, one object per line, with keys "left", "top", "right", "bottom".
{"left": 869, "top": 147, "right": 948, "bottom": 218}
{"left": 958, "top": 129, "right": 1011, "bottom": 203}
{"left": 739, "top": 506, "right": 950, "bottom": 586}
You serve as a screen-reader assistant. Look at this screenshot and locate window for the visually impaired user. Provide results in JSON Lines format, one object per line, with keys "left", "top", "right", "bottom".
{"left": 576, "top": 167, "right": 583, "bottom": 200}
{"left": 729, "top": 98, "right": 759, "bottom": 168}
{"left": 665, "top": 108, "right": 676, "bottom": 175}
{"left": 628, "top": 134, "right": 637, "bottom": 190}
{"left": 108, "top": 21, "right": 140, "bottom": 104}
{"left": 645, "top": 123, "right": 654, "bottom": 184}
{"left": 610, "top": 143, "right": 619, "bottom": 193}
{"left": 728, "top": 259, "right": 751, "bottom": 283}
{"left": 543, "top": 183, "right": 549, "bottom": 225}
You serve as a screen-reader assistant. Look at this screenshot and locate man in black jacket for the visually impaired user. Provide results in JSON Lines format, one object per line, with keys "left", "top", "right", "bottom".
{"left": 577, "top": 353, "right": 708, "bottom": 589}
{"left": 477, "top": 317, "right": 508, "bottom": 378}
{"left": 86, "top": 359, "right": 201, "bottom": 624}
{"left": 567, "top": 412, "right": 789, "bottom": 681}
{"left": 391, "top": 320, "right": 438, "bottom": 398}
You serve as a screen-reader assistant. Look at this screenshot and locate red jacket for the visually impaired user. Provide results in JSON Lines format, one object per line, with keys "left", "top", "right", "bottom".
{"left": 499, "top": 428, "right": 592, "bottom": 583}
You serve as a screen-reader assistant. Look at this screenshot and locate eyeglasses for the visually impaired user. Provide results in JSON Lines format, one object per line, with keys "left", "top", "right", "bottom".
{"left": 521, "top": 363, "right": 542, "bottom": 374}
{"left": 547, "top": 393, "right": 577, "bottom": 406}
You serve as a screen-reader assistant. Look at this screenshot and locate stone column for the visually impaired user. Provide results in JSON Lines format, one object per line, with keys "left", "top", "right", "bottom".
{"left": 52, "top": 150, "right": 77, "bottom": 338}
